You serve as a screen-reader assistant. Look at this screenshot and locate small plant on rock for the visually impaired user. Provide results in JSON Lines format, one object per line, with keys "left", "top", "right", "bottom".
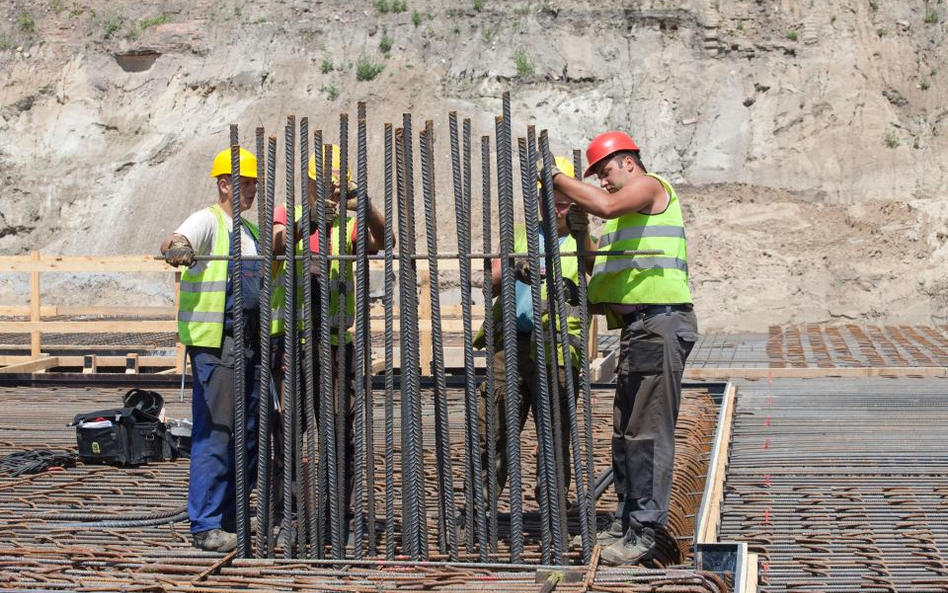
{"left": 474, "top": 0, "right": 484, "bottom": 11}
{"left": 18, "top": 12, "right": 36, "bottom": 34}
{"left": 356, "top": 54, "right": 385, "bottom": 81}
{"left": 412, "top": 10, "right": 421, "bottom": 26}
{"left": 321, "top": 84, "right": 339, "bottom": 100}
{"left": 321, "top": 56, "right": 333, "bottom": 74}
{"left": 924, "top": 8, "right": 939, "bottom": 24}
{"left": 513, "top": 48, "right": 534, "bottom": 78}
{"left": 379, "top": 31, "right": 393, "bottom": 54}
{"left": 786, "top": 29, "right": 798, "bottom": 41}
{"left": 884, "top": 129, "right": 900, "bottom": 149}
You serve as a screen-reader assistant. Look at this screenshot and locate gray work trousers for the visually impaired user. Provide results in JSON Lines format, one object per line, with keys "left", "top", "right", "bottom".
{"left": 613, "top": 306, "right": 698, "bottom": 527}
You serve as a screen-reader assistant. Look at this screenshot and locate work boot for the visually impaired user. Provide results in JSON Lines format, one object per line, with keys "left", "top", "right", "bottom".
{"left": 600, "top": 523, "right": 655, "bottom": 566}
{"left": 192, "top": 529, "right": 238, "bottom": 552}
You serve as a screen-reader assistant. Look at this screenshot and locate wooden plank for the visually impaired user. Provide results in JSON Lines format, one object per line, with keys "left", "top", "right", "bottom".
{"left": 418, "top": 270, "right": 433, "bottom": 374}
{"left": 0, "top": 356, "right": 58, "bottom": 374}
{"left": 30, "top": 251, "right": 41, "bottom": 358}
{"left": 589, "top": 350, "right": 618, "bottom": 383}
{"left": 58, "top": 355, "right": 176, "bottom": 368}
{"left": 0, "top": 255, "right": 174, "bottom": 273}
{"left": 684, "top": 366, "right": 948, "bottom": 380}
{"left": 696, "top": 382, "right": 737, "bottom": 544}
{"left": 0, "top": 306, "right": 174, "bottom": 318}
{"left": 0, "top": 305, "right": 58, "bottom": 317}
{"left": 0, "top": 320, "right": 177, "bottom": 333}
{"left": 741, "top": 552, "right": 759, "bottom": 593}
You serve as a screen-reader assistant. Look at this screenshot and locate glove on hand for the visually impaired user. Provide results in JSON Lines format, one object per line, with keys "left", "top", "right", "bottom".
{"left": 164, "top": 237, "right": 194, "bottom": 267}
{"left": 566, "top": 205, "right": 589, "bottom": 236}
{"left": 535, "top": 157, "right": 562, "bottom": 182}
{"left": 513, "top": 259, "right": 532, "bottom": 284}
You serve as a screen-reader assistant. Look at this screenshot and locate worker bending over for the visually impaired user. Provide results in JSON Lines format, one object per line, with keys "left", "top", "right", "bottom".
{"left": 551, "top": 133, "right": 698, "bottom": 565}
{"left": 270, "top": 145, "right": 386, "bottom": 543}
{"left": 160, "top": 148, "right": 263, "bottom": 553}
{"left": 475, "top": 156, "right": 594, "bottom": 511}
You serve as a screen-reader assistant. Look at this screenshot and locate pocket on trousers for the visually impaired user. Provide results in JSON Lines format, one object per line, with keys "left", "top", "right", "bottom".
{"left": 620, "top": 339, "right": 666, "bottom": 374}
{"left": 676, "top": 328, "right": 698, "bottom": 368}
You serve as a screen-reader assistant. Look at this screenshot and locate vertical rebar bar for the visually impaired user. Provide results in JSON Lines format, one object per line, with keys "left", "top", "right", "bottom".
{"left": 317, "top": 141, "right": 342, "bottom": 559}
{"left": 497, "top": 94, "right": 523, "bottom": 562}
{"left": 394, "top": 126, "right": 417, "bottom": 560}
{"left": 383, "top": 123, "right": 397, "bottom": 561}
{"left": 312, "top": 129, "right": 326, "bottom": 558}
{"left": 540, "top": 130, "right": 590, "bottom": 561}
{"left": 421, "top": 118, "right": 459, "bottom": 561}
{"left": 256, "top": 132, "right": 276, "bottom": 559}
{"left": 352, "top": 102, "right": 368, "bottom": 560}
{"left": 336, "top": 114, "right": 351, "bottom": 560}
{"left": 480, "top": 135, "right": 498, "bottom": 555}
{"left": 361, "top": 111, "right": 377, "bottom": 557}
{"left": 572, "top": 148, "right": 595, "bottom": 563}
{"left": 281, "top": 116, "right": 297, "bottom": 558}
{"left": 229, "top": 125, "right": 250, "bottom": 559}
{"left": 517, "top": 136, "right": 557, "bottom": 565}
{"left": 299, "top": 117, "right": 317, "bottom": 558}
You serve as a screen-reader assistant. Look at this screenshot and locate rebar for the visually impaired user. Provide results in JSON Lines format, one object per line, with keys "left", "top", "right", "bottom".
{"left": 352, "top": 102, "right": 368, "bottom": 559}
{"left": 382, "top": 123, "right": 397, "bottom": 561}
{"left": 229, "top": 125, "right": 250, "bottom": 558}
{"left": 516, "top": 135, "right": 556, "bottom": 564}
{"left": 280, "top": 116, "right": 297, "bottom": 558}
{"left": 480, "top": 135, "right": 499, "bottom": 555}
{"left": 255, "top": 132, "right": 276, "bottom": 559}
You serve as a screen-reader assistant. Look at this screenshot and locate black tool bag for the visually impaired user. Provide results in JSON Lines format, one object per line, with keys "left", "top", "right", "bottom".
{"left": 72, "top": 407, "right": 173, "bottom": 466}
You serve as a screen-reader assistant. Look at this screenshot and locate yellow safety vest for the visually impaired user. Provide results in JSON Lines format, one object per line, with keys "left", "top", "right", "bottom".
{"left": 177, "top": 204, "right": 260, "bottom": 347}
{"left": 270, "top": 206, "right": 356, "bottom": 345}
{"left": 587, "top": 173, "right": 691, "bottom": 321}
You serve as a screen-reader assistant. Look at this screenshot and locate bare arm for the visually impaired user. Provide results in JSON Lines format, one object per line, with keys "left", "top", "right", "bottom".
{"left": 490, "top": 257, "right": 502, "bottom": 293}
{"left": 553, "top": 174, "right": 664, "bottom": 219}
{"left": 364, "top": 203, "right": 389, "bottom": 255}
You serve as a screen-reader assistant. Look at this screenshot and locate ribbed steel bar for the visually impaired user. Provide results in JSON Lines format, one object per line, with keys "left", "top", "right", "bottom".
{"left": 529, "top": 128, "right": 568, "bottom": 559}
{"left": 298, "top": 117, "right": 317, "bottom": 558}
{"left": 480, "top": 135, "right": 499, "bottom": 555}
{"left": 540, "top": 131, "right": 589, "bottom": 560}
{"left": 317, "top": 141, "right": 343, "bottom": 559}
{"left": 394, "top": 125, "right": 418, "bottom": 560}
{"left": 352, "top": 102, "right": 368, "bottom": 559}
{"left": 255, "top": 132, "right": 276, "bottom": 559}
{"left": 382, "top": 123, "right": 397, "bottom": 560}
{"left": 335, "top": 112, "right": 351, "bottom": 559}
{"left": 361, "top": 109, "right": 377, "bottom": 557}
{"left": 229, "top": 124, "right": 250, "bottom": 558}
{"left": 496, "top": 100, "right": 523, "bottom": 562}
{"left": 421, "top": 119, "right": 459, "bottom": 560}
{"left": 516, "top": 135, "right": 557, "bottom": 564}
{"left": 280, "top": 116, "right": 297, "bottom": 558}
{"left": 311, "top": 129, "right": 327, "bottom": 558}
{"left": 571, "top": 148, "right": 594, "bottom": 563}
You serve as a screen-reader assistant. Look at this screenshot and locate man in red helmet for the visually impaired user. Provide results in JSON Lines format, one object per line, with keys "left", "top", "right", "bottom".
{"left": 549, "top": 132, "right": 699, "bottom": 565}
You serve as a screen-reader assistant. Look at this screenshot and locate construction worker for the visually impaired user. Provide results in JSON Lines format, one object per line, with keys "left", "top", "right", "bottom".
{"left": 550, "top": 133, "right": 698, "bottom": 565}
{"left": 160, "top": 147, "right": 263, "bottom": 553}
{"left": 270, "top": 145, "right": 386, "bottom": 541}
{"left": 475, "top": 156, "right": 594, "bottom": 511}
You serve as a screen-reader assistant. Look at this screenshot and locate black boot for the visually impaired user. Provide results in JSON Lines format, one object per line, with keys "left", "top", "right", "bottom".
{"left": 600, "top": 522, "right": 655, "bottom": 565}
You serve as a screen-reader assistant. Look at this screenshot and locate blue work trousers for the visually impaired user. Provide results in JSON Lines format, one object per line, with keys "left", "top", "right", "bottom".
{"left": 188, "top": 333, "right": 260, "bottom": 534}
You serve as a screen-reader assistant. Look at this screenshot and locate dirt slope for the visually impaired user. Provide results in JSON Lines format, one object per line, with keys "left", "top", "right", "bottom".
{"left": 0, "top": 0, "right": 946, "bottom": 330}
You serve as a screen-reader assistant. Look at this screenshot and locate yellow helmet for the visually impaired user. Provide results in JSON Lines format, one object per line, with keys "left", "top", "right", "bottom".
{"left": 538, "top": 155, "right": 575, "bottom": 189}
{"left": 210, "top": 147, "right": 258, "bottom": 179}
{"left": 308, "top": 144, "right": 351, "bottom": 184}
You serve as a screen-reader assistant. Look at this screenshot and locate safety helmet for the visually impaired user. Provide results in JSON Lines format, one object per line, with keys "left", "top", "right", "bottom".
{"left": 308, "top": 144, "right": 351, "bottom": 184}
{"left": 209, "top": 147, "right": 258, "bottom": 179}
{"left": 583, "top": 131, "right": 640, "bottom": 178}
{"left": 538, "top": 155, "right": 576, "bottom": 189}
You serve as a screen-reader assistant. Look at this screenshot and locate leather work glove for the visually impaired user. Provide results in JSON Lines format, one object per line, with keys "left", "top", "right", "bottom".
{"left": 164, "top": 237, "right": 194, "bottom": 267}
{"left": 535, "top": 157, "right": 562, "bottom": 182}
{"left": 566, "top": 205, "right": 589, "bottom": 236}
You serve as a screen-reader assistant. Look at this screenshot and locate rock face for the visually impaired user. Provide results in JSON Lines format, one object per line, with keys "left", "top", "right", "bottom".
{"left": 0, "top": 0, "right": 946, "bottom": 330}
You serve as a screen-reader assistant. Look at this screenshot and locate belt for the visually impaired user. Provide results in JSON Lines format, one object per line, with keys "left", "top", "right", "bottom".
{"left": 622, "top": 304, "right": 693, "bottom": 323}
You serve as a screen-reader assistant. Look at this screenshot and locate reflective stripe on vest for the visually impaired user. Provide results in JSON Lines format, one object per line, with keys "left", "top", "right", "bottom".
{"left": 270, "top": 208, "right": 357, "bottom": 344}
{"left": 587, "top": 173, "right": 692, "bottom": 308}
{"left": 177, "top": 204, "right": 261, "bottom": 347}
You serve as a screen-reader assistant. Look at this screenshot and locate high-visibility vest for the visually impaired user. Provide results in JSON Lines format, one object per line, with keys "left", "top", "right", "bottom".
{"left": 270, "top": 206, "right": 356, "bottom": 345}
{"left": 587, "top": 173, "right": 692, "bottom": 311}
{"left": 177, "top": 204, "right": 260, "bottom": 347}
{"left": 474, "top": 224, "right": 585, "bottom": 369}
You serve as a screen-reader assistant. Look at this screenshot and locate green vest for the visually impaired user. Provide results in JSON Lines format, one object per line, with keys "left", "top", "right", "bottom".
{"left": 270, "top": 205, "right": 356, "bottom": 345}
{"left": 587, "top": 173, "right": 692, "bottom": 316}
{"left": 177, "top": 204, "right": 260, "bottom": 347}
{"left": 475, "top": 223, "right": 585, "bottom": 369}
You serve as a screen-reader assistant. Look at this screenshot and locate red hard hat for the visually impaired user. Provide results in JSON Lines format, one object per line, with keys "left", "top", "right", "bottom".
{"left": 584, "top": 131, "right": 641, "bottom": 178}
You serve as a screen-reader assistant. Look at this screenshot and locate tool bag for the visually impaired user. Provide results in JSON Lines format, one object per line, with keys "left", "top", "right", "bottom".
{"left": 72, "top": 407, "right": 174, "bottom": 466}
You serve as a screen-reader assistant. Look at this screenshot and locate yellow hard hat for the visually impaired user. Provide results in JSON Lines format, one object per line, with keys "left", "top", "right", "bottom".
{"left": 210, "top": 147, "right": 258, "bottom": 179}
{"left": 538, "top": 155, "right": 575, "bottom": 189}
{"left": 308, "top": 144, "right": 351, "bottom": 183}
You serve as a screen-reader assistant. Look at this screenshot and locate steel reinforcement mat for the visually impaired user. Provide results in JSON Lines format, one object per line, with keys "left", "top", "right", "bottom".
{"left": 718, "top": 378, "right": 948, "bottom": 592}
{"left": 0, "top": 384, "right": 722, "bottom": 591}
